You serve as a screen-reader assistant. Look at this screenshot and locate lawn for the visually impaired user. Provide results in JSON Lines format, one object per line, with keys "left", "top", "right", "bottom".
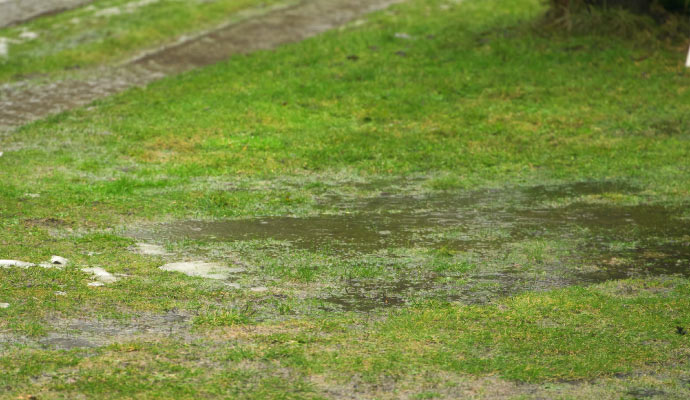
{"left": 1, "top": 0, "right": 690, "bottom": 398}
{"left": 0, "top": 0, "right": 289, "bottom": 83}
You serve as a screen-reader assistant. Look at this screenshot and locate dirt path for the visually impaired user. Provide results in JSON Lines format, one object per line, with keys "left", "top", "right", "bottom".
{"left": 0, "top": 0, "right": 402, "bottom": 131}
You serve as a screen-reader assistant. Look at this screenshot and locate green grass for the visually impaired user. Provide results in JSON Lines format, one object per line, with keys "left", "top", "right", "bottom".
{"left": 331, "top": 280, "right": 690, "bottom": 382}
{"left": 1, "top": 0, "right": 690, "bottom": 397}
{"left": 3, "top": 0, "right": 689, "bottom": 221}
{"left": 2, "top": 279, "right": 689, "bottom": 397}
{"left": 0, "top": 0, "right": 288, "bottom": 83}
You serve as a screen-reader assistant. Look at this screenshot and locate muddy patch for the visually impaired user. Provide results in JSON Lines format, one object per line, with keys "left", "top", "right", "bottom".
{"left": 0, "top": 0, "right": 403, "bottom": 130}
{"left": 322, "top": 278, "right": 426, "bottom": 312}
{"left": 39, "top": 335, "right": 95, "bottom": 350}
{"left": 321, "top": 265, "right": 581, "bottom": 312}
{"left": 24, "top": 217, "right": 73, "bottom": 228}
{"left": 1, "top": 310, "right": 193, "bottom": 352}
{"left": 132, "top": 182, "right": 690, "bottom": 311}
{"left": 136, "top": 184, "right": 689, "bottom": 276}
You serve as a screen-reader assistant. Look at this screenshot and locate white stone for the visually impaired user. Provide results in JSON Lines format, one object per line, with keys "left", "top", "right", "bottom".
{"left": 51, "top": 255, "right": 68, "bottom": 266}
{"left": 686, "top": 45, "right": 690, "bottom": 68}
{"left": 82, "top": 267, "right": 118, "bottom": 283}
{"left": 394, "top": 32, "right": 412, "bottom": 40}
{"left": 87, "top": 282, "right": 104, "bottom": 287}
{"left": 0, "top": 260, "right": 34, "bottom": 268}
{"left": 55, "top": 291, "right": 67, "bottom": 296}
{"left": 0, "top": 303, "right": 9, "bottom": 309}
{"left": 159, "top": 261, "right": 244, "bottom": 280}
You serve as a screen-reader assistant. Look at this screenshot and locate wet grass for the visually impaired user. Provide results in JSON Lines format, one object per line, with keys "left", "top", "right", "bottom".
{"left": 0, "top": 0, "right": 288, "bottom": 83}
{"left": 1, "top": 0, "right": 690, "bottom": 397}
{"left": 3, "top": 279, "right": 690, "bottom": 397}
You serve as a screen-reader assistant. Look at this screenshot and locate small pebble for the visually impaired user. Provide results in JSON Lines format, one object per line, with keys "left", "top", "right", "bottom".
{"left": 88, "top": 282, "right": 105, "bottom": 287}
{"left": 0, "top": 303, "right": 9, "bottom": 309}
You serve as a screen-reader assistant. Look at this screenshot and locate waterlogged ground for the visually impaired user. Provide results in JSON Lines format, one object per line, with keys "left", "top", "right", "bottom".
{"left": 132, "top": 181, "right": 690, "bottom": 311}
{"left": 1, "top": 0, "right": 690, "bottom": 397}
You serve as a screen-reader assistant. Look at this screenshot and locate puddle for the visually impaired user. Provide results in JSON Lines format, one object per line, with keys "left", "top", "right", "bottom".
{"left": 132, "top": 182, "right": 690, "bottom": 311}
{"left": 523, "top": 180, "right": 640, "bottom": 200}
{"left": 322, "top": 278, "right": 427, "bottom": 312}
{"left": 137, "top": 185, "right": 689, "bottom": 275}
{"left": 0, "top": 0, "right": 403, "bottom": 130}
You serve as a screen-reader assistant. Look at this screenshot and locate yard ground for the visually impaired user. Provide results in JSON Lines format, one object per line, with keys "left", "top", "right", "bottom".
{"left": 1, "top": 0, "right": 690, "bottom": 398}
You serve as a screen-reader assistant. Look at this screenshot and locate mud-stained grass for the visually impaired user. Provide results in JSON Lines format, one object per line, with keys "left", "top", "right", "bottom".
{"left": 2, "top": 281, "right": 690, "bottom": 398}
{"left": 1, "top": 0, "right": 690, "bottom": 397}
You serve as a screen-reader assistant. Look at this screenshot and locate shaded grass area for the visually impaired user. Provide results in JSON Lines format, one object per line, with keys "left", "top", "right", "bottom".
{"left": 0, "top": 0, "right": 288, "bottom": 83}
{"left": 1, "top": 0, "right": 690, "bottom": 397}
